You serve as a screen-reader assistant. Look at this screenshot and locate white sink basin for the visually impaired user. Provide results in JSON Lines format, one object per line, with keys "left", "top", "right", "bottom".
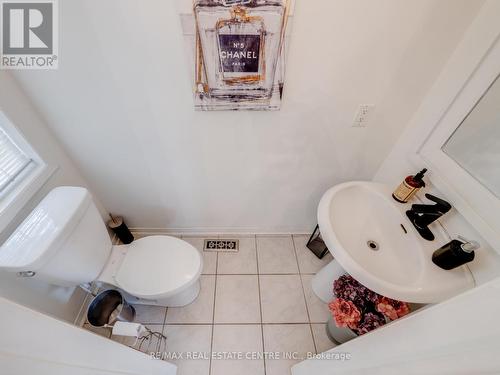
{"left": 317, "top": 181, "right": 474, "bottom": 303}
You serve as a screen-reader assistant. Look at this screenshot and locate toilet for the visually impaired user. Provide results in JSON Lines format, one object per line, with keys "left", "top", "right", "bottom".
{"left": 0, "top": 186, "right": 203, "bottom": 307}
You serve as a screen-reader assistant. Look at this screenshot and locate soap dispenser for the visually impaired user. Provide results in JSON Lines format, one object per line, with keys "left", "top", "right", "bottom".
{"left": 432, "top": 236, "right": 480, "bottom": 270}
{"left": 392, "top": 169, "right": 427, "bottom": 203}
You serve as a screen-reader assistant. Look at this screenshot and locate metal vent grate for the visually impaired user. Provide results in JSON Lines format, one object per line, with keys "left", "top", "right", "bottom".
{"left": 222, "top": 0, "right": 252, "bottom": 6}
{"left": 204, "top": 239, "right": 239, "bottom": 252}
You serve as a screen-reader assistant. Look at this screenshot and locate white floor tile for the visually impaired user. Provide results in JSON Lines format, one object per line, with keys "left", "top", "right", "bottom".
{"left": 259, "top": 275, "right": 308, "bottom": 323}
{"left": 164, "top": 325, "right": 212, "bottom": 375}
{"left": 217, "top": 236, "right": 257, "bottom": 274}
{"left": 166, "top": 275, "right": 215, "bottom": 324}
{"left": 182, "top": 236, "right": 217, "bottom": 274}
{"left": 256, "top": 236, "right": 299, "bottom": 274}
{"left": 263, "top": 324, "right": 315, "bottom": 375}
{"left": 132, "top": 304, "right": 167, "bottom": 324}
{"left": 293, "top": 235, "right": 333, "bottom": 274}
{"left": 311, "top": 323, "right": 337, "bottom": 354}
{"left": 214, "top": 275, "right": 261, "bottom": 323}
{"left": 211, "top": 325, "right": 265, "bottom": 375}
{"left": 301, "top": 274, "right": 331, "bottom": 323}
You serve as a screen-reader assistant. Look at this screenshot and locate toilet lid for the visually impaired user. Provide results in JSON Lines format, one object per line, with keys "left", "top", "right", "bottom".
{"left": 115, "top": 236, "right": 202, "bottom": 298}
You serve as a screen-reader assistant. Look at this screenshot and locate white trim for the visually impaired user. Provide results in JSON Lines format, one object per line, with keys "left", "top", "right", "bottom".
{"left": 0, "top": 111, "right": 57, "bottom": 233}
{"left": 0, "top": 164, "right": 57, "bottom": 233}
{"left": 129, "top": 227, "right": 311, "bottom": 236}
{"left": 401, "top": 0, "right": 500, "bottom": 251}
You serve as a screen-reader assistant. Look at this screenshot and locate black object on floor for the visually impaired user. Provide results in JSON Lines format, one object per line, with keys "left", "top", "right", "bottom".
{"left": 306, "top": 224, "right": 329, "bottom": 259}
{"left": 107, "top": 214, "right": 134, "bottom": 244}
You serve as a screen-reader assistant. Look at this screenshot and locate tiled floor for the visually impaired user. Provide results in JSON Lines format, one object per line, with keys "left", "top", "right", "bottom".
{"left": 82, "top": 233, "right": 335, "bottom": 375}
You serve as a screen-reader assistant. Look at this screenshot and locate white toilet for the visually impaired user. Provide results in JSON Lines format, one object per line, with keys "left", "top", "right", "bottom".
{"left": 0, "top": 186, "right": 203, "bottom": 307}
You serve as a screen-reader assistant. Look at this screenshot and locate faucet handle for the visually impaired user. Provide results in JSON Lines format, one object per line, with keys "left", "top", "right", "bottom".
{"left": 410, "top": 193, "right": 452, "bottom": 214}
{"left": 457, "top": 236, "right": 480, "bottom": 253}
{"left": 425, "top": 194, "right": 452, "bottom": 212}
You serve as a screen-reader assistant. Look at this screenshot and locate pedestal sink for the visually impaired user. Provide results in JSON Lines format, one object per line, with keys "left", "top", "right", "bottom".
{"left": 312, "top": 181, "right": 474, "bottom": 304}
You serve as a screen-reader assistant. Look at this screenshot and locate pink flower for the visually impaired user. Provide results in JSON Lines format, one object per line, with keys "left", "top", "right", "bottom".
{"left": 376, "top": 297, "right": 410, "bottom": 320}
{"left": 329, "top": 298, "right": 362, "bottom": 329}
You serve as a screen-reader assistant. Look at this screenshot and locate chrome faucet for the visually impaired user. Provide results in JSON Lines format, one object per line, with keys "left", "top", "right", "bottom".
{"left": 406, "top": 194, "right": 452, "bottom": 241}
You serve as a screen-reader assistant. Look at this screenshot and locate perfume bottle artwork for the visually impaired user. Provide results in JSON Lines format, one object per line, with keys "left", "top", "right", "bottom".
{"left": 193, "top": 0, "right": 290, "bottom": 110}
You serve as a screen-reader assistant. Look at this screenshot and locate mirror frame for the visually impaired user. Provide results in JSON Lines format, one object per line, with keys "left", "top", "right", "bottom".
{"left": 408, "top": 4, "right": 500, "bottom": 251}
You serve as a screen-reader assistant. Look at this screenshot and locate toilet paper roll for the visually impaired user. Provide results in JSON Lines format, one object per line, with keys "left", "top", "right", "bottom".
{"left": 112, "top": 322, "right": 146, "bottom": 337}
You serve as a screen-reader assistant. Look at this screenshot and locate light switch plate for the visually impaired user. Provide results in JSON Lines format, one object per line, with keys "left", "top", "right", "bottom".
{"left": 353, "top": 104, "right": 375, "bottom": 127}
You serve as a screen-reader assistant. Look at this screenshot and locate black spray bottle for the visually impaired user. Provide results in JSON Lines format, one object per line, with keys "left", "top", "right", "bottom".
{"left": 432, "top": 236, "right": 480, "bottom": 270}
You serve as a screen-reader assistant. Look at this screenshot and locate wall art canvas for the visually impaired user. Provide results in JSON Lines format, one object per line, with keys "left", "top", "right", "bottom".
{"left": 178, "top": 0, "right": 293, "bottom": 111}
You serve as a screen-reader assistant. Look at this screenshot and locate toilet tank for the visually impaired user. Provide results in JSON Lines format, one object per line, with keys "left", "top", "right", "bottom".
{"left": 0, "top": 186, "right": 112, "bottom": 286}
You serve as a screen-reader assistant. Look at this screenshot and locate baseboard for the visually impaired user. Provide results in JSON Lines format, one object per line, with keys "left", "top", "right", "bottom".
{"left": 128, "top": 227, "right": 313, "bottom": 236}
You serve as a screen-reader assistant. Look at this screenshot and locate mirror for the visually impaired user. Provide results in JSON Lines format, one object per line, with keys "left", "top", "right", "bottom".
{"left": 443, "top": 74, "right": 500, "bottom": 198}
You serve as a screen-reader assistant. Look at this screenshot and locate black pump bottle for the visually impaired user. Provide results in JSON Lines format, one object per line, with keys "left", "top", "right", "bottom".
{"left": 432, "top": 237, "right": 480, "bottom": 270}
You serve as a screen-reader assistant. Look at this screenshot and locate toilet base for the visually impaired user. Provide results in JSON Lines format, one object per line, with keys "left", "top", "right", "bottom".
{"left": 100, "top": 279, "right": 201, "bottom": 308}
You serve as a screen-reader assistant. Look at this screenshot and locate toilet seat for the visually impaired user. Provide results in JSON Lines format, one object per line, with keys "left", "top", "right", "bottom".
{"left": 112, "top": 236, "right": 202, "bottom": 300}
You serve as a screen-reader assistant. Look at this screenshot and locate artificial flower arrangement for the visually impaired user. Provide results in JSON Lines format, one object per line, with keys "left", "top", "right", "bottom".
{"left": 328, "top": 275, "right": 411, "bottom": 335}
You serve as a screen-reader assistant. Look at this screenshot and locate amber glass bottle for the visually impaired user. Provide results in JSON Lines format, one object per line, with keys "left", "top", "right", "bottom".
{"left": 392, "top": 169, "right": 427, "bottom": 203}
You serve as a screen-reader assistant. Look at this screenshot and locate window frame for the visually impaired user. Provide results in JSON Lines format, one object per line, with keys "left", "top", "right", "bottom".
{"left": 0, "top": 111, "right": 56, "bottom": 233}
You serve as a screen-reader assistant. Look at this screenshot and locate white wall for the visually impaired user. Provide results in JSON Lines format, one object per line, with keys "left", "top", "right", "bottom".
{"left": 11, "top": 0, "right": 483, "bottom": 233}
{"left": 0, "top": 297, "right": 176, "bottom": 375}
{"left": 293, "top": 277, "right": 500, "bottom": 374}
{"left": 0, "top": 72, "right": 104, "bottom": 323}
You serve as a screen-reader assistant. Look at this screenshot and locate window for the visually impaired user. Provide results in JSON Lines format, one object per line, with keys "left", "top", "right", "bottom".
{"left": 0, "top": 125, "right": 36, "bottom": 197}
{"left": 0, "top": 111, "right": 55, "bottom": 232}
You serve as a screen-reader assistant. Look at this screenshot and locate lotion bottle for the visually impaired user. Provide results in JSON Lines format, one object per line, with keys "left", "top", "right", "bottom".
{"left": 432, "top": 236, "right": 480, "bottom": 270}
{"left": 392, "top": 169, "right": 427, "bottom": 203}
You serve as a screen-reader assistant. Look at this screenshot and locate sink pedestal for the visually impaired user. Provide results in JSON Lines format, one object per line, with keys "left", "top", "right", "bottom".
{"left": 312, "top": 259, "right": 346, "bottom": 303}
{"left": 326, "top": 317, "right": 358, "bottom": 345}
